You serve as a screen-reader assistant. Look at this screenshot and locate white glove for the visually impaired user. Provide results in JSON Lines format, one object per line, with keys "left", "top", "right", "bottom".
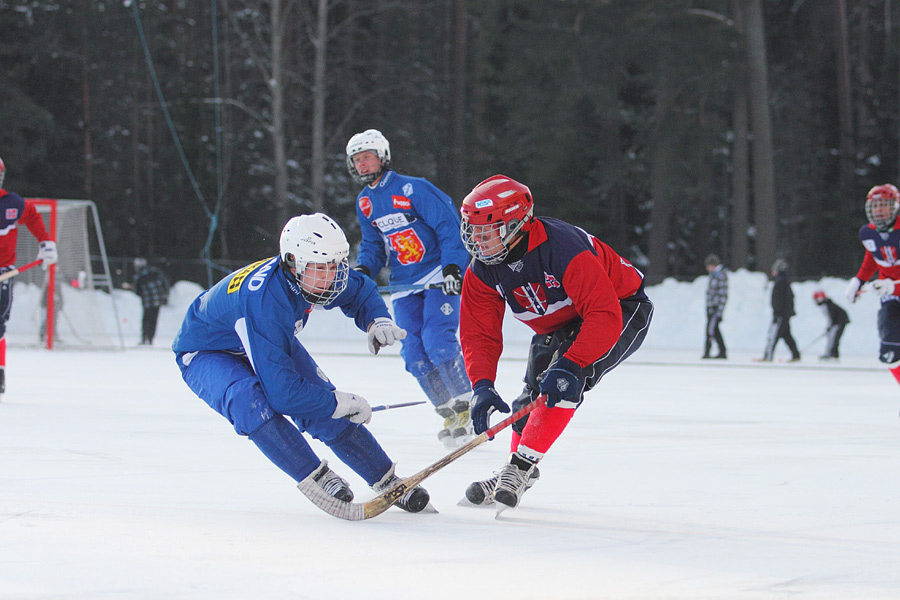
{"left": 366, "top": 317, "right": 406, "bottom": 355}
{"left": 332, "top": 390, "right": 372, "bottom": 424}
{"left": 845, "top": 277, "right": 862, "bottom": 303}
{"left": 37, "top": 240, "right": 58, "bottom": 269}
{"left": 871, "top": 278, "right": 896, "bottom": 298}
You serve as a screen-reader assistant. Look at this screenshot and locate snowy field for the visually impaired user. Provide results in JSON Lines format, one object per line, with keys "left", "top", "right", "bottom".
{"left": 2, "top": 271, "right": 900, "bottom": 599}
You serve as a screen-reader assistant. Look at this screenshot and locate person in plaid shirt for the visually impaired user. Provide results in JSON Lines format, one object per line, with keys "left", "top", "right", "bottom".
{"left": 133, "top": 257, "right": 170, "bottom": 345}
{"left": 703, "top": 254, "right": 728, "bottom": 359}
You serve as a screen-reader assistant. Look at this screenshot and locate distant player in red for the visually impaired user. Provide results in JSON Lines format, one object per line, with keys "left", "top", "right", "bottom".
{"left": 458, "top": 175, "right": 653, "bottom": 511}
{"left": 0, "top": 157, "right": 59, "bottom": 396}
{"left": 846, "top": 184, "right": 900, "bottom": 385}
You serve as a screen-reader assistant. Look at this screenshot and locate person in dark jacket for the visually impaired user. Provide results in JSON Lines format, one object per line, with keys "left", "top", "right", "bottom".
{"left": 813, "top": 290, "right": 850, "bottom": 360}
{"left": 702, "top": 254, "right": 728, "bottom": 359}
{"left": 133, "top": 257, "right": 170, "bottom": 345}
{"left": 759, "top": 259, "right": 800, "bottom": 362}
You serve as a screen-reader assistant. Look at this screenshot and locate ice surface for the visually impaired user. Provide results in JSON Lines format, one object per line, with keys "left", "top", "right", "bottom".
{"left": 2, "top": 271, "right": 898, "bottom": 599}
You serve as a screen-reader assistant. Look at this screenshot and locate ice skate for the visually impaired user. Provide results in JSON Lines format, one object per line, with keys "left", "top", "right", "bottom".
{"left": 311, "top": 460, "right": 354, "bottom": 502}
{"left": 461, "top": 464, "right": 540, "bottom": 507}
{"left": 372, "top": 465, "right": 434, "bottom": 513}
{"left": 435, "top": 396, "right": 474, "bottom": 449}
{"left": 493, "top": 454, "right": 539, "bottom": 514}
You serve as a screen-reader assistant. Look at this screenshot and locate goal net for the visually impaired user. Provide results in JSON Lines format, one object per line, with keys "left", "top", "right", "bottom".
{"left": 8, "top": 199, "right": 124, "bottom": 349}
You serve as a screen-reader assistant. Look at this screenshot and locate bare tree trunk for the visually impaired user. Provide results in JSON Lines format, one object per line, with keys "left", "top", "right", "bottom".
{"left": 80, "top": 0, "right": 93, "bottom": 199}
{"left": 744, "top": 0, "right": 778, "bottom": 272}
{"left": 646, "top": 83, "right": 678, "bottom": 285}
{"left": 311, "top": 0, "right": 328, "bottom": 212}
{"left": 448, "top": 0, "right": 467, "bottom": 201}
{"left": 834, "top": 0, "right": 854, "bottom": 199}
{"left": 270, "top": 0, "right": 290, "bottom": 228}
{"left": 730, "top": 0, "right": 749, "bottom": 270}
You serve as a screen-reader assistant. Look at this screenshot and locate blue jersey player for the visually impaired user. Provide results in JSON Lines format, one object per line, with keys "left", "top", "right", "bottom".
{"left": 846, "top": 184, "right": 900, "bottom": 387}
{"left": 346, "top": 129, "right": 474, "bottom": 448}
{"left": 173, "top": 213, "right": 430, "bottom": 518}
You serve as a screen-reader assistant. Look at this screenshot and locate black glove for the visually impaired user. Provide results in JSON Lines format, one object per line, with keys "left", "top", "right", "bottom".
{"left": 442, "top": 264, "right": 463, "bottom": 296}
{"left": 354, "top": 265, "right": 371, "bottom": 278}
{"left": 471, "top": 379, "right": 509, "bottom": 435}
{"left": 539, "top": 356, "right": 584, "bottom": 408}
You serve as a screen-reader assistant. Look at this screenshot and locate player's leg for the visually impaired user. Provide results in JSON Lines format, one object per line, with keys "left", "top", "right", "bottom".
{"left": 0, "top": 276, "right": 11, "bottom": 396}
{"left": 877, "top": 301, "right": 900, "bottom": 384}
{"left": 781, "top": 319, "right": 801, "bottom": 361}
{"left": 831, "top": 323, "right": 846, "bottom": 358}
{"left": 176, "top": 350, "right": 348, "bottom": 502}
{"left": 422, "top": 289, "right": 473, "bottom": 446}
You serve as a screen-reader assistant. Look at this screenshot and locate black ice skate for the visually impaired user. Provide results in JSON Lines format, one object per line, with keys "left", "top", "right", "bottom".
{"left": 463, "top": 464, "right": 540, "bottom": 506}
{"left": 372, "top": 465, "right": 432, "bottom": 513}
{"left": 492, "top": 454, "right": 538, "bottom": 511}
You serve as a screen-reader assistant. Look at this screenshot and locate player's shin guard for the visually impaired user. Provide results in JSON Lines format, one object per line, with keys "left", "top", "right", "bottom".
{"left": 890, "top": 364, "right": 900, "bottom": 386}
{"left": 435, "top": 353, "right": 471, "bottom": 398}
{"left": 516, "top": 404, "right": 575, "bottom": 462}
{"left": 326, "top": 423, "right": 393, "bottom": 486}
{"left": 248, "top": 416, "right": 321, "bottom": 482}
{"left": 415, "top": 368, "right": 451, "bottom": 407}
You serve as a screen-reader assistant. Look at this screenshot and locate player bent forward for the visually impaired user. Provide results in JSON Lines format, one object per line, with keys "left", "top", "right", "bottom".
{"left": 173, "top": 214, "right": 429, "bottom": 515}
{"left": 458, "top": 175, "right": 653, "bottom": 511}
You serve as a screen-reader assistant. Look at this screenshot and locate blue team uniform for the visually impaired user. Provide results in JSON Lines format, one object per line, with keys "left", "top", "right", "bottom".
{"left": 354, "top": 170, "right": 471, "bottom": 398}
{"left": 173, "top": 257, "right": 394, "bottom": 485}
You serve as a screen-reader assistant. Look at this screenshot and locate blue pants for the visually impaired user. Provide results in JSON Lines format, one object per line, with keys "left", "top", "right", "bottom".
{"left": 175, "top": 348, "right": 392, "bottom": 484}
{"left": 393, "top": 289, "right": 463, "bottom": 377}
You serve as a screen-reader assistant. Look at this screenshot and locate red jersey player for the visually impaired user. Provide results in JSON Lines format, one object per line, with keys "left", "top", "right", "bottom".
{"left": 458, "top": 174, "right": 654, "bottom": 512}
{"left": 0, "top": 157, "right": 59, "bottom": 396}
{"left": 846, "top": 183, "right": 900, "bottom": 382}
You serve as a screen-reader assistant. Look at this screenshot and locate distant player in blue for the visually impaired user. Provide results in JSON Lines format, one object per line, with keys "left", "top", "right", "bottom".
{"left": 173, "top": 213, "right": 430, "bottom": 519}
{"left": 346, "top": 129, "right": 473, "bottom": 448}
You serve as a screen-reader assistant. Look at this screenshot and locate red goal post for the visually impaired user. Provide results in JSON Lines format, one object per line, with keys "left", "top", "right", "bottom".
{"left": 10, "top": 199, "right": 124, "bottom": 350}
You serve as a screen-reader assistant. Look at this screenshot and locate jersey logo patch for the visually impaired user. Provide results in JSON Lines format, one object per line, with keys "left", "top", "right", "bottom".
{"left": 402, "top": 183, "right": 414, "bottom": 196}
{"left": 227, "top": 258, "right": 269, "bottom": 294}
{"left": 388, "top": 228, "right": 426, "bottom": 265}
{"left": 544, "top": 273, "right": 560, "bottom": 288}
{"left": 5, "top": 208, "right": 17, "bottom": 220}
{"left": 882, "top": 246, "right": 899, "bottom": 265}
{"left": 512, "top": 283, "right": 547, "bottom": 315}
{"left": 373, "top": 212, "right": 411, "bottom": 232}
{"left": 359, "top": 196, "right": 373, "bottom": 219}
{"left": 440, "top": 302, "right": 454, "bottom": 316}
{"left": 392, "top": 195, "right": 412, "bottom": 210}
{"left": 863, "top": 239, "right": 877, "bottom": 252}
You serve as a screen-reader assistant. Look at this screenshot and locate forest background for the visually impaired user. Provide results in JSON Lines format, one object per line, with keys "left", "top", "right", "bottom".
{"left": 1, "top": 0, "right": 898, "bottom": 287}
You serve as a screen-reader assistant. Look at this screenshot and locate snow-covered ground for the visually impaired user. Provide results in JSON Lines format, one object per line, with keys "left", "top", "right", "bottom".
{"left": 2, "top": 270, "right": 899, "bottom": 599}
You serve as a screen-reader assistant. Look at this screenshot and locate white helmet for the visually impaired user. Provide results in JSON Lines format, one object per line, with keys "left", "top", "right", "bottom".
{"left": 346, "top": 129, "right": 391, "bottom": 184}
{"left": 0, "top": 156, "right": 6, "bottom": 189}
{"left": 279, "top": 213, "right": 350, "bottom": 305}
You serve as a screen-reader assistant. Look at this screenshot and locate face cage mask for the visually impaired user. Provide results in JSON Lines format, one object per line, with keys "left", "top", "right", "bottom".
{"left": 461, "top": 219, "right": 523, "bottom": 265}
{"left": 866, "top": 197, "right": 899, "bottom": 232}
{"left": 296, "top": 258, "right": 350, "bottom": 305}
{"left": 346, "top": 154, "right": 387, "bottom": 185}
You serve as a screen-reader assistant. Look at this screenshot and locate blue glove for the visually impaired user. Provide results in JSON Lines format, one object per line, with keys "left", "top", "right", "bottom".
{"left": 471, "top": 379, "right": 509, "bottom": 435}
{"left": 539, "top": 356, "right": 584, "bottom": 408}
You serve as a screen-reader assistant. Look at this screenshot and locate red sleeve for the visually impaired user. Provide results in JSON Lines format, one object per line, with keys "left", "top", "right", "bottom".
{"left": 459, "top": 269, "right": 506, "bottom": 385}
{"left": 560, "top": 251, "right": 624, "bottom": 368}
{"left": 21, "top": 202, "right": 51, "bottom": 243}
{"left": 855, "top": 251, "right": 877, "bottom": 282}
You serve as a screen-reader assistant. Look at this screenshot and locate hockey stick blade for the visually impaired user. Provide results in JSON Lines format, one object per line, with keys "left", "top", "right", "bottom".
{"left": 360, "top": 395, "right": 548, "bottom": 520}
{"left": 0, "top": 259, "right": 43, "bottom": 283}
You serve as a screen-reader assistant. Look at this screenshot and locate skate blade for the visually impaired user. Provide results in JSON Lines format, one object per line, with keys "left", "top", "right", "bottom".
{"left": 419, "top": 502, "right": 439, "bottom": 514}
{"left": 457, "top": 496, "right": 494, "bottom": 508}
{"left": 494, "top": 503, "right": 514, "bottom": 518}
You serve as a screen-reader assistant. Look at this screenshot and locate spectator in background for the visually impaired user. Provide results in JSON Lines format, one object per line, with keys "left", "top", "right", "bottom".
{"left": 702, "top": 254, "right": 728, "bottom": 359}
{"left": 758, "top": 259, "right": 800, "bottom": 362}
{"left": 812, "top": 290, "right": 849, "bottom": 361}
{"left": 133, "top": 257, "right": 170, "bottom": 346}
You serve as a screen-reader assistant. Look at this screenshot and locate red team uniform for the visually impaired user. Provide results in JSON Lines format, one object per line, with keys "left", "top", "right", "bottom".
{"left": 847, "top": 184, "right": 900, "bottom": 384}
{"left": 458, "top": 175, "right": 653, "bottom": 511}
{"left": 0, "top": 157, "right": 58, "bottom": 396}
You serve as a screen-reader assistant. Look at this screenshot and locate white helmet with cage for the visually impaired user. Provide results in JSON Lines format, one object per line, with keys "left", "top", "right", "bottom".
{"left": 345, "top": 129, "right": 391, "bottom": 184}
{"left": 279, "top": 213, "right": 350, "bottom": 305}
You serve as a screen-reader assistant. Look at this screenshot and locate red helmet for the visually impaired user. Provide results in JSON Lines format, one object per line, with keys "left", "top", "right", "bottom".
{"left": 0, "top": 156, "right": 5, "bottom": 188}
{"left": 813, "top": 290, "right": 826, "bottom": 304}
{"left": 460, "top": 175, "right": 534, "bottom": 264}
{"left": 865, "top": 184, "right": 900, "bottom": 232}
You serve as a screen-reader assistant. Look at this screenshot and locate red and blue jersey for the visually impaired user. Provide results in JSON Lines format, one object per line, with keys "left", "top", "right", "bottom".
{"left": 0, "top": 191, "right": 51, "bottom": 267}
{"left": 855, "top": 222, "right": 900, "bottom": 298}
{"left": 355, "top": 170, "right": 470, "bottom": 289}
{"left": 460, "top": 217, "right": 645, "bottom": 384}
